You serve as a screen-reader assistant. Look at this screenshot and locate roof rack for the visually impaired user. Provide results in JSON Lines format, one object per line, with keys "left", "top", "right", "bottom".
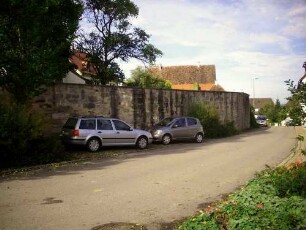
{"left": 77, "top": 115, "right": 105, "bottom": 118}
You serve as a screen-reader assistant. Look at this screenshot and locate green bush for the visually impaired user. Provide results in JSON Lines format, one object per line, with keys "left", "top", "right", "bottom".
{"left": 269, "top": 163, "right": 306, "bottom": 198}
{"left": 0, "top": 99, "right": 65, "bottom": 168}
{"left": 187, "top": 102, "right": 238, "bottom": 138}
{"left": 250, "top": 106, "right": 260, "bottom": 128}
{"left": 0, "top": 101, "right": 43, "bottom": 154}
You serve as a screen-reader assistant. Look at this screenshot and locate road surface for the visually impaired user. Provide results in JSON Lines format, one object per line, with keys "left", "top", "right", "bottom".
{"left": 0, "top": 127, "right": 297, "bottom": 230}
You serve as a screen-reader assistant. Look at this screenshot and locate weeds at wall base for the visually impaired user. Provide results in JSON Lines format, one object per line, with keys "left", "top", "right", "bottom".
{"left": 187, "top": 102, "right": 239, "bottom": 138}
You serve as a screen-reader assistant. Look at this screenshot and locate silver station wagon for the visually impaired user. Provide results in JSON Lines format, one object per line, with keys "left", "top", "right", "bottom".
{"left": 150, "top": 116, "right": 204, "bottom": 144}
{"left": 61, "top": 116, "right": 153, "bottom": 152}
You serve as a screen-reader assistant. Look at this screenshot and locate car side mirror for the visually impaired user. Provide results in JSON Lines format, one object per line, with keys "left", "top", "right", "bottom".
{"left": 129, "top": 127, "right": 133, "bottom": 131}
{"left": 172, "top": 124, "right": 178, "bottom": 128}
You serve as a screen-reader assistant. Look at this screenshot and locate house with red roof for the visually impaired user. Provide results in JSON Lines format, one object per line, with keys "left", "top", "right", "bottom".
{"left": 149, "top": 64, "right": 224, "bottom": 91}
{"left": 63, "top": 51, "right": 98, "bottom": 84}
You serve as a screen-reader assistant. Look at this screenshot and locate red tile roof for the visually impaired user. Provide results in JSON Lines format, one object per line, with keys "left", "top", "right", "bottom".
{"left": 69, "top": 51, "right": 97, "bottom": 76}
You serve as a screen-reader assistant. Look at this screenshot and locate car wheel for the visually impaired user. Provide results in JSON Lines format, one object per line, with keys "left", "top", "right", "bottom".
{"left": 86, "top": 138, "right": 101, "bottom": 152}
{"left": 162, "top": 134, "right": 171, "bottom": 145}
{"left": 195, "top": 133, "right": 204, "bottom": 143}
{"left": 136, "top": 136, "right": 148, "bottom": 149}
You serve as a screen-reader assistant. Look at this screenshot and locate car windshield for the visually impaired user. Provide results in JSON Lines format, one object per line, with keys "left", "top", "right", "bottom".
{"left": 257, "top": 115, "right": 267, "bottom": 120}
{"left": 157, "top": 117, "right": 175, "bottom": 127}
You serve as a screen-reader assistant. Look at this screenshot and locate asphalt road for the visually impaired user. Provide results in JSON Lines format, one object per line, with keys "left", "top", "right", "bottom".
{"left": 0, "top": 127, "right": 297, "bottom": 230}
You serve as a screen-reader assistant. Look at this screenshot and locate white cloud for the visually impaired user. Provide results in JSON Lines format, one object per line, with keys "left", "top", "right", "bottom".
{"left": 282, "top": 3, "right": 306, "bottom": 38}
{"left": 117, "top": 0, "right": 306, "bottom": 104}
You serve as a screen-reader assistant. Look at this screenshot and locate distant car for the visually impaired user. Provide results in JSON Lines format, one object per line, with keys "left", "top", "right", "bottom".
{"left": 256, "top": 115, "right": 268, "bottom": 127}
{"left": 60, "top": 116, "right": 153, "bottom": 152}
{"left": 150, "top": 116, "right": 204, "bottom": 144}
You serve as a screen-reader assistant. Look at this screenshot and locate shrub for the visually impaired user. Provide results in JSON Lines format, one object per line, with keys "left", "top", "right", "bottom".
{"left": 0, "top": 99, "right": 65, "bottom": 168}
{"left": 187, "top": 101, "right": 238, "bottom": 138}
{"left": 269, "top": 162, "right": 306, "bottom": 198}
{"left": 250, "top": 106, "right": 260, "bottom": 128}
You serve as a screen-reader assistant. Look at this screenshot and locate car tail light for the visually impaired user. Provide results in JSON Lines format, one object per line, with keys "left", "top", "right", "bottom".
{"left": 73, "top": 129, "right": 79, "bottom": 137}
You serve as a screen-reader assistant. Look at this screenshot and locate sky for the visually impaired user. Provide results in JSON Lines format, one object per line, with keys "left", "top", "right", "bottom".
{"left": 118, "top": 0, "right": 306, "bottom": 104}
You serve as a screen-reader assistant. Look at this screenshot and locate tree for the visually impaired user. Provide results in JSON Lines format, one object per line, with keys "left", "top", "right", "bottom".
{"left": 259, "top": 99, "right": 287, "bottom": 124}
{"left": 75, "top": 0, "right": 163, "bottom": 85}
{"left": 125, "top": 66, "right": 171, "bottom": 89}
{"left": 285, "top": 62, "right": 306, "bottom": 125}
{"left": 0, "top": 0, "right": 82, "bottom": 103}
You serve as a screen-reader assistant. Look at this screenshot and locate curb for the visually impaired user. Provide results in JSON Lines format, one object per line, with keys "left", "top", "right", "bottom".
{"left": 278, "top": 126, "right": 306, "bottom": 166}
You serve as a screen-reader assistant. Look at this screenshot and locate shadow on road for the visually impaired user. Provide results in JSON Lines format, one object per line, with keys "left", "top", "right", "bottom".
{"left": 0, "top": 126, "right": 284, "bottom": 182}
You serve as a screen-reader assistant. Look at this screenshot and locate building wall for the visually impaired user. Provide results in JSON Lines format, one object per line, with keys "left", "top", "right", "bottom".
{"left": 62, "top": 71, "right": 86, "bottom": 84}
{"left": 32, "top": 84, "right": 250, "bottom": 132}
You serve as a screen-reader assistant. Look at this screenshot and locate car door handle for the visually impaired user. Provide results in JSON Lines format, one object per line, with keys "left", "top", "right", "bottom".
{"left": 98, "top": 131, "right": 102, "bottom": 133}
{"left": 116, "top": 131, "right": 120, "bottom": 134}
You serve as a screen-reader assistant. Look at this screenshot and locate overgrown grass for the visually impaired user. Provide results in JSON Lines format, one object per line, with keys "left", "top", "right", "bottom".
{"left": 179, "top": 162, "right": 306, "bottom": 230}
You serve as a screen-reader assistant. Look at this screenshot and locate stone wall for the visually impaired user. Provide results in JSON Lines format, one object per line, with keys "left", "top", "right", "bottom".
{"left": 32, "top": 84, "right": 250, "bottom": 132}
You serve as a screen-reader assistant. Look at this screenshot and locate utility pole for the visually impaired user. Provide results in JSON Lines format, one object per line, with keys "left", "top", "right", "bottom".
{"left": 252, "top": 77, "right": 259, "bottom": 108}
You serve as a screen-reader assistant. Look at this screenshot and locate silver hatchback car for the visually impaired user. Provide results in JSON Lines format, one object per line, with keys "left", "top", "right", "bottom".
{"left": 150, "top": 116, "right": 204, "bottom": 144}
{"left": 61, "top": 116, "right": 153, "bottom": 152}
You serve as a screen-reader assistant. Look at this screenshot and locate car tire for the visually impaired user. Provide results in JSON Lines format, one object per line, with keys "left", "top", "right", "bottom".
{"left": 162, "top": 134, "right": 171, "bottom": 145}
{"left": 195, "top": 133, "right": 204, "bottom": 143}
{"left": 86, "top": 138, "right": 101, "bottom": 152}
{"left": 136, "top": 136, "right": 148, "bottom": 149}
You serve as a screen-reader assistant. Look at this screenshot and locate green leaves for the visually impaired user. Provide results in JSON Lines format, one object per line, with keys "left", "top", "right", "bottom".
{"left": 259, "top": 99, "right": 287, "bottom": 124}
{"left": 76, "top": 0, "right": 162, "bottom": 85}
{"left": 187, "top": 102, "right": 239, "bottom": 138}
{"left": 286, "top": 77, "right": 306, "bottom": 125}
{"left": 125, "top": 66, "right": 171, "bottom": 89}
{"left": 297, "top": 135, "right": 305, "bottom": 142}
{"left": 0, "top": 0, "right": 82, "bottom": 103}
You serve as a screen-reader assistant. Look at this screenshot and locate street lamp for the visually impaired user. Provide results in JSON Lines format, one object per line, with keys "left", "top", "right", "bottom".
{"left": 252, "top": 77, "right": 259, "bottom": 108}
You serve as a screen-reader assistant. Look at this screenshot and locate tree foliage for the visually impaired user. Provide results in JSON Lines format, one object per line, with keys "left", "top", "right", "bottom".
{"left": 187, "top": 101, "right": 238, "bottom": 138}
{"left": 0, "top": 0, "right": 82, "bottom": 103}
{"left": 250, "top": 106, "right": 260, "bottom": 128}
{"left": 125, "top": 67, "right": 171, "bottom": 89}
{"left": 75, "top": 0, "right": 163, "bottom": 85}
{"left": 259, "top": 99, "right": 287, "bottom": 124}
{"left": 285, "top": 63, "right": 306, "bottom": 125}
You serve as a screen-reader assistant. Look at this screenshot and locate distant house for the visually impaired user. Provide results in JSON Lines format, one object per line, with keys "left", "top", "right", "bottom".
{"left": 63, "top": 51, "right": 98, "bottom": 84}
{"left": 149, "top": 65, "right": 224, "bottom": 91}
{"left": 250, "top": 98, "right": 274, "bottom": 113}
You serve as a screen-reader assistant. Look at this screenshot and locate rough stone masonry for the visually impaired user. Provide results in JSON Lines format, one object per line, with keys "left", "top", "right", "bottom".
{"left": 32, "top": 83, "right": 250, "bottom": 132}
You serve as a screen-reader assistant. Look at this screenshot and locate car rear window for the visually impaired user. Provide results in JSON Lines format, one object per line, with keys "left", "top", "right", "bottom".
{"left": 257, "top": 116, "right": 267, "bottom": 120}
{"left": 187, "top": 118, "right": 197, "bottom": 126}
{"left": 79, "top": 119, "right": 96, "bottom": 130}
{"left": 63, "top": 118, "right": 78, "bottom": 129}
